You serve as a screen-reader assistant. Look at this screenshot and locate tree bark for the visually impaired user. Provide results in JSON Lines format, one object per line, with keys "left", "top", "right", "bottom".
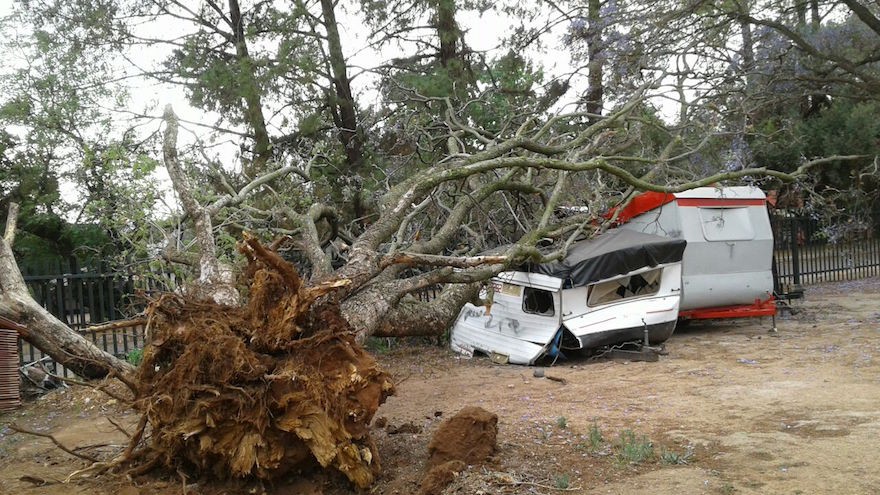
{"left": 436, "top": 0, "right": 460, "bottom": 70}
{"left": 227, "top": 0, "right": 272, "bottom": 177}
{"left": 163, "top": 106, "right": 239, "bottom": 305}
{"left": 739, "top": 1, "right": 754, "bottom": 89}
{"left": 374, "top": 283, "right": 480, "bottom": 338}
{"left": 585, "top": 0, "right": 604, "bottom": 121}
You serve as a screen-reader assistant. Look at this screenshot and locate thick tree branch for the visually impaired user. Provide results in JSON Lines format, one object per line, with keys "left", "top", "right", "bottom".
{"left": 163, "top": 105, "right": 238, "bottom": 305}
{"left": 4, "top": 202, "right": 19, "bottom": 246}
{"left": 382, "top": 253, "right": 509, "bottom": 269}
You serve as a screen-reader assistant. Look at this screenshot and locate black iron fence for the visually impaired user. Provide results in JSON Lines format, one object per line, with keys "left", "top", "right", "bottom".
{"left": 771, "top": 211, "right": 880, "bottom": 297}
{"left": 18, "top": 261, "right": 168, "bottom": 377}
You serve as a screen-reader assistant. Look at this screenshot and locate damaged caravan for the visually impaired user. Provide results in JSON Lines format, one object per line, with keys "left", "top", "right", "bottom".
{"left": 450, "top": 229, "right": 687, "bottom": 365}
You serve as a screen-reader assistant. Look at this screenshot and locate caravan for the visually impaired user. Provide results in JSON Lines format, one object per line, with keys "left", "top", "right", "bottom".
{"left": 616, "top": 186, "right": 776, "bottom": 320}
{"left": 450, "top": 229, "right": 686, "bottom": 365}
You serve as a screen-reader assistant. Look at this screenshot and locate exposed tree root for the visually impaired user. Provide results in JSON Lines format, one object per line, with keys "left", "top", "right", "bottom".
{"left": 111, "top": 235, "right": 395, "bottom": 488}
{"left": 9, "top": 424, "right": 99, "bottom": 463}
{"left": 17, "top": 237, "right": 395, "bottom": 489}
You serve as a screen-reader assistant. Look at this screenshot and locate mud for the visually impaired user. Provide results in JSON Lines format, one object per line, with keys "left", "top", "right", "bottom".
{"left": 426, "top": 406, "right": 497, "bottom": 468}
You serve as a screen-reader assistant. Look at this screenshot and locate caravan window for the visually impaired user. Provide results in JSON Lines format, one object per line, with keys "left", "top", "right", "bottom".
{"left": 523, "top": 287, "right": 555, "bottom": 316}
{"left": 587, "top": 268, "right": 662, "bottom": 306}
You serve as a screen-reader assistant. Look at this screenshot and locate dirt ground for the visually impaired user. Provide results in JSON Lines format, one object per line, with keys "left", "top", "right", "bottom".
{"left": 2, "top": 278, "right": 879, "bottom": 494}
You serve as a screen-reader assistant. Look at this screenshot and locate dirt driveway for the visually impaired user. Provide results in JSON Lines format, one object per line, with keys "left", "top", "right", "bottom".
{"left": 1, "top": 278, "right": 879, "bottom": 494}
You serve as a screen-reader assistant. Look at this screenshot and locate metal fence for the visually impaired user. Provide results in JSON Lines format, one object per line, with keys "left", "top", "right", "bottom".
{"left": 771, "top": 211, "right": 880, "bottom": 297}
{"left": 19, "top": 261, "right": 162, "bottom": 377}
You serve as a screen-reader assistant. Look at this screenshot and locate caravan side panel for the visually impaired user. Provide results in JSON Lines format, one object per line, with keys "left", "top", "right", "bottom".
{"left": 675, "top": 203, "right": 773, "bottom": 309}
{"left": 450, "top": 304, "right": 552, "bottom": 365}
{"left": 562, "top": 263, "right": 682, "bottom": 346}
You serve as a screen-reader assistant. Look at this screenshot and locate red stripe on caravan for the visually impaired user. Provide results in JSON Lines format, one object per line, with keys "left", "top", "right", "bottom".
{"left": 675, "top": 198, "right": 766, "bottom": 207}
{"left": 607, "top": 191, "right": 675, "bottom": 225}
{"left": 678, "top": 297, "right": 776, "bottom": 320}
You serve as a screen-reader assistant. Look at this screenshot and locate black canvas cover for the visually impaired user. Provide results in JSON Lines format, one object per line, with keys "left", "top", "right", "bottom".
{"left": 522, "top": 228, "right": 686, "bottom": 287}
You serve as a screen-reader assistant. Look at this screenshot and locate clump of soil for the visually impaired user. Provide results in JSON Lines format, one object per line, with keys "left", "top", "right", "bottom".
{"left": 132, "top": 236, "right": 395, "bottom": 488}
{"left": 419, "top": 460, "right": 466, "bottom": 495}
{"left": 426, "top": 406, "right": 497, "bottom": 468}
{"left": 418, "top": 406, "right": 497, "bottom": 495}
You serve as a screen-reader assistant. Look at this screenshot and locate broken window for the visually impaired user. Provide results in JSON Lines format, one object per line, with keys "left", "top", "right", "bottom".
{"left": 522, "top": 287, "right": 555, "bottom": 316}
{"left": 587, "top": 268, "right": 663, "bottom": 306}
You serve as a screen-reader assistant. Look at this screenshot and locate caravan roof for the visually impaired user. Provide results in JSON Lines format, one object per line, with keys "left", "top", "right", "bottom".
{"left": 521, "top": 229, "right": 686, "bottom": 287}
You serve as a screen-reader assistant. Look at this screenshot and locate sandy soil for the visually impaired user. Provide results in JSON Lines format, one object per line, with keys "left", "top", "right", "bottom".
{"left": 2, "top": 278, "right": 879, "bottom": 495}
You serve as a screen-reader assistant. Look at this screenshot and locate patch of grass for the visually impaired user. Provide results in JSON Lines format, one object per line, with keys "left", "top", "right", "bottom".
{"left": 554, "top": 473, "right": 570, "bottom": 489}
{"left": 719, "top": 482, "right": 736, "bottom": 494}
{"left": 556, "top": 416, "right": 568, "bottom": 429}
{"left": 615, "top": 429, "right": 654, "bottom": 465}
{"left": 365, "top": 337, "right": 393, "bottom": 354}
{"left": 588, "top": 423, "right": 604, "bottom": 450}
{"left": 126, "top": 348, "right": 144, "bottom": 366}
{"left": 575, "top": 423, "right": 608, "bottom": 454}
{"left": 660, "top": 445, "right": 694, "bottom": 465}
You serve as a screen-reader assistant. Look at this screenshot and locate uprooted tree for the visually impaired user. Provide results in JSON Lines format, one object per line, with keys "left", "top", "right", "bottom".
{"left": 0, "top": 91, "right": 855, "bottom": 486}
{"left": 1, "top": 99, "right": 860, "bottom": 490}
{"left": 0, "top": 87, "right": 854, "bottom": 379}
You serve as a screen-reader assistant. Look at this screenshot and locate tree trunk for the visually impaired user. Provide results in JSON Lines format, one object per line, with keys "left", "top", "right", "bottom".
{"left": 320, "top": 0, "right": 367, "bottom": 221}
{"left": 0, "top": 233, "right": 134, "bottom": 380}
{"left": 436, "top": 0, "right": 460, "bottom": 70}
{"left": 585, "top": 0, "right": 604, "bottom": 121}
{"left": 2, "top": 293, "right": 135, "bottom": 379}
{"left": 228, "top": 0, "right": 272, "bottom": 177}
{"left": 372, "top": 283, "right": 480, "bottom": 337}
{"left": 341, "top": 282, "right": 480, "bottom": 340}
{"left": 163, "top": 106, "right": 239, "bottom": 305}
{"left": 739, "top": 2, "right": 754, "bottom": 89}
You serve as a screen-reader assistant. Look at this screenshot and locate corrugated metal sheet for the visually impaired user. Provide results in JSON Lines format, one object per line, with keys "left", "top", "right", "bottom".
{"left": 0, "top": 316, "right": 23, "bottom": 411}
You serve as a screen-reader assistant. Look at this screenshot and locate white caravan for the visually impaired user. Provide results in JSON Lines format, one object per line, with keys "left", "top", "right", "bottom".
{"left": 616, "top": 186, "right": 776, "bottom": 319}
{"left": 450, "top": 229, "right": 686, "bottom": 365}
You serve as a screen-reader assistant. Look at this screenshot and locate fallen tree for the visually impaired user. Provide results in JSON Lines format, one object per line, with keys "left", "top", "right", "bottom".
{"left": 2, "top": 93, "right": 862, "bottom": 381}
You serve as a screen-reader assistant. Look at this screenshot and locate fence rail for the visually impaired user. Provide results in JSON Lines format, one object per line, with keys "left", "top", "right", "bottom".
{"left": 771, "top": 212, "right": 880, "bottom": 296}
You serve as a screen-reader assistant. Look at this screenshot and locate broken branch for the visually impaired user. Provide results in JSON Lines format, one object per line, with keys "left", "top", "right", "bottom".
{"left": 9, "top": 424, "right": 99, "bottom": 463}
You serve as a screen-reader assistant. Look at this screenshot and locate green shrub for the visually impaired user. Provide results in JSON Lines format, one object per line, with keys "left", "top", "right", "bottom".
{"left": 660, "top": 445, "right": 694, "bottom": 465}
{"left": 556, "top": 416, "right": 568, "bottom": 429}
{"left": 126, "top": 348, "right": 144, "bottom": 366}
{"left": 615, "top": 429, "right": 654, "bottom": 464}
{"left": 554, "top": 473, "right": 570, "bottom": 489}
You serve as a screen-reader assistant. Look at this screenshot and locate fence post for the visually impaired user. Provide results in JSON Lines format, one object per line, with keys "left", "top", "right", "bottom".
{"left": 789, "top": 216, "right": 801, "bottom": 287}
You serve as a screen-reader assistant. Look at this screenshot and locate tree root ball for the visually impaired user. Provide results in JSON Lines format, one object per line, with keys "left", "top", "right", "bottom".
{"left": 134, "top": 236, "right": 395, "bottom": 488}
